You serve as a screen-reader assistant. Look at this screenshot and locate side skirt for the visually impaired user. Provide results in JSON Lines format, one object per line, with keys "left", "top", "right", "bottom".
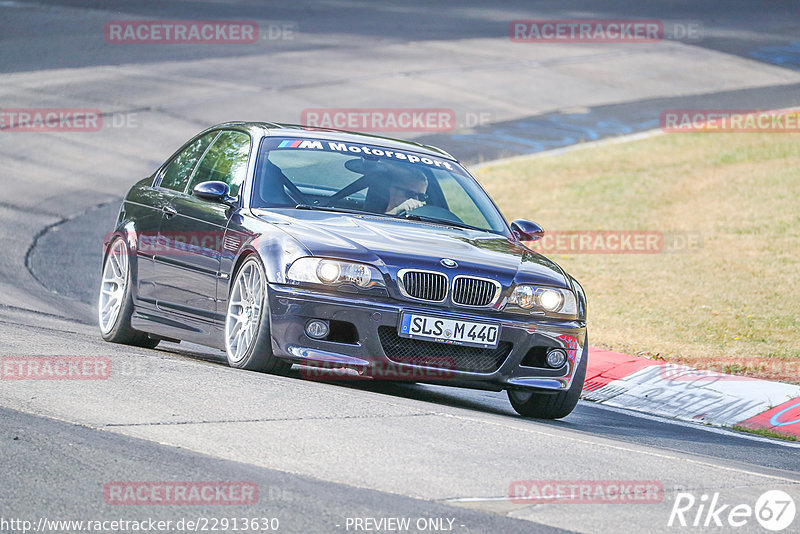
{"left": 130, "top": 299, "right": 225, "bottom": 350}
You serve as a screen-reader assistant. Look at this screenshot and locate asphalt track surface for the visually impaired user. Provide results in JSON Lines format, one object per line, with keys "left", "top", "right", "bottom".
{"left": 2, "top": 1, "right": 800, "bottom": 533}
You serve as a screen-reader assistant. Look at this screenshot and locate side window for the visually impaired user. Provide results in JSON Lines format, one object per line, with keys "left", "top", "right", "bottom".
{"left": 189, "top": 131, "right": 251, "bottom": 197}
{"left": 435, "top": 172, "right": 492, "bottom": 229}
{"left": 159, "top": 132, "right": 217, "bottom": 192}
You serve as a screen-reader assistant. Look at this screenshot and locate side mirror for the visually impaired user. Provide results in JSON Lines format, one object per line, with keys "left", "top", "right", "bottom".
{"left": 510, "top": 219, "right": 544, "bottom": 242}
{"left": 193, "top": 181, "right": 237, "bottom": 206}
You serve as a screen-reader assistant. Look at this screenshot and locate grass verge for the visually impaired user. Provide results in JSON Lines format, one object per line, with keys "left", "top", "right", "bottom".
{"left": 474, "top": 132, "right": 800, "bottom": 383}
{"left": 730, "top": 424, "right": 798, "bottom": 442}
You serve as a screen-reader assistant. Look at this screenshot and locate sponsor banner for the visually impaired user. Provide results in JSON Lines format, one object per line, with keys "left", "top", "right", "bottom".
{"left": 510, "top": 19, "right": 663, "bottom": 43}
{"left": 509, "top": 480, "right": 664, "bottom": 504}
{"left": 104, "top": 20, "right": 259, "bottom": 44}
{"left": 269, "top": 138, "right": 457, "bottom": 170}
{"left": 104, "top": 482, "right": 258, "bottom": 505}
{"left": 1, "top": 357, "right": 111, "bottom": 380}
{"left": 661, "top": 108, "right": 800, "bottom": 133}
{"left": 301, "top": 108, "right": 456, "bottom": 133}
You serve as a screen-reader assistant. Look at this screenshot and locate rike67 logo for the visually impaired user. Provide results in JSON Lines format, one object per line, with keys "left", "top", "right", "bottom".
{"left": 669, "top": 490, "right": 796, "bottom": 531}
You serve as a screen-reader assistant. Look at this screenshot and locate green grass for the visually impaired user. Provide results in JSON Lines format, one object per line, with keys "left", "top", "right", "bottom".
{"left": 474, "top": 132, "right": 800, "bottom": 382}
{"left": 731, "top": 425, "right": 798, "bottom": 442}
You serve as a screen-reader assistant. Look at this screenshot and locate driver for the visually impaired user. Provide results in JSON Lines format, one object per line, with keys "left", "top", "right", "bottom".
{"left": 385, "top": 168, "right": 428, "bottom": 215}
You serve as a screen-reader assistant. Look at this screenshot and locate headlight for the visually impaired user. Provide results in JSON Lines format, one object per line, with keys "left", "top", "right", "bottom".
{"left": 507, "top": 285, "right": 577, "bottom": 316}
{"left": 510, "top": 285, "right": 535, "bottom": 308}
{"left": 287, "top": 257, "right": 384, "bottom": 289}
{"left": 539, "top": 289, "right": 563, "bottom": 311}
{"left": 316, "top": 260, "right": 341, "bottom": 284}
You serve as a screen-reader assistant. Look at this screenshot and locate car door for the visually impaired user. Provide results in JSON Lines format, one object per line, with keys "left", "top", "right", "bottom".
{"left": 154, "top": 130, "right": 252, "bottom": 322}
{"left": 137, "top": 131, "right": 218, "bottom": 303}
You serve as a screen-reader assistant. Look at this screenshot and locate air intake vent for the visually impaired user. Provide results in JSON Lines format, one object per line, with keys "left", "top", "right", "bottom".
{"left": 399, "top": 270, "right": 447, "bottom": 302}
{"left": 451, "top": 276, "right": 500, "bottom": 307}
{"left": 378, "top": 326, "right": 512, "bottom": 373}
{"left": 222, "top": 235, "right": 242, "bottom": 252}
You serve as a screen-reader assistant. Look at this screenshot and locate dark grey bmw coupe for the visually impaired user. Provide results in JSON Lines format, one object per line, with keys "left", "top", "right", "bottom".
{"left": 99, "top": 122, "right": 587, "bottom": 418}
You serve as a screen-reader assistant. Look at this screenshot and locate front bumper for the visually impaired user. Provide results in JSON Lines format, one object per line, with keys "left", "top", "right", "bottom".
{"left": 267, "top": 284, "right": 586, "bottom": 392}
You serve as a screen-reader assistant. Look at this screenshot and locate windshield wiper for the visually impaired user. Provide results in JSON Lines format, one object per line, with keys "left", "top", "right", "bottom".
{"left": 401, "top": 213, "right": 484, "bottom": 232}
{"left": 294, "top": 204, "right": 386, "bottom": 217}
{"left": 294, "top": 205, "right": 484, "bottom": 231}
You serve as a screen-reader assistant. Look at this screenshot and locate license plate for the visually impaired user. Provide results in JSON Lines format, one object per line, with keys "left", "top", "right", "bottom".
{"left": 399, "top": 313, "right": 499, "bottom": 349}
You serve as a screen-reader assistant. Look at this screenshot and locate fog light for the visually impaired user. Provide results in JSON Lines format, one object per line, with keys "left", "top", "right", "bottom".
{"left": 546, "top": 348, "right": 567, "bottom": 368}
{"left": 305, "top": 319, "right": 330, "bottom": 339}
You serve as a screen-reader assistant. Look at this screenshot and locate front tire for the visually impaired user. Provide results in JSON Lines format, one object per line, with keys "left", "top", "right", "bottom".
{"left": 507, "top": 339, "right": 588, "bottom": 419}
{"left": 224, "top": 255, "right": 290, "bottom": 374}
{"left": 98, "top": 236, "right": 159, "bottom": 349}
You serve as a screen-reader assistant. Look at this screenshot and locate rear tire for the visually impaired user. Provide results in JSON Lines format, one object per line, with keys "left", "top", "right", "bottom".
{"left": 98, "top": 236, "right": 160, "bottom": 349}
{"left": 507, "top": 339, "right": 587, "bottom": 419}
{"left": 224, "top": 255, "right": 290, "bottom": 374}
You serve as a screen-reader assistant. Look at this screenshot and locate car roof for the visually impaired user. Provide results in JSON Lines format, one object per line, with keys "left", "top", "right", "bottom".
{"left": 206, "top": 121, "right": 456, "bottom": 161}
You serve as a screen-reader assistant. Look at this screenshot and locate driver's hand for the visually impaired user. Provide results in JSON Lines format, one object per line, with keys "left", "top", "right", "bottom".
{"left": 387, "top": 198, "right": 424, "bottom": 215}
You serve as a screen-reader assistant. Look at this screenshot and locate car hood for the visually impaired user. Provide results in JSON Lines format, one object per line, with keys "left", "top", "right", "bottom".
{"left": 252, "top": 208, "right": 568, "bottom": 288}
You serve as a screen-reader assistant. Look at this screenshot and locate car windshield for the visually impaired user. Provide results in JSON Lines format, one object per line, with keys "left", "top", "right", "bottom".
{"left": 251, "top": 137, "right": 509, "bottom": 234}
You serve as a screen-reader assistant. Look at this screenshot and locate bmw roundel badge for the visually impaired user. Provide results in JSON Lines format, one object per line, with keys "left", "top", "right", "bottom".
{"left": 440, "top": 258, "right": 458, "bottom": 268}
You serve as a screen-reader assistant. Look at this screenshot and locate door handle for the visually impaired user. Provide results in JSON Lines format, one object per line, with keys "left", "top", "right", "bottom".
{"left": 162, "top": 205, "right": 177, "bottom": 219}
